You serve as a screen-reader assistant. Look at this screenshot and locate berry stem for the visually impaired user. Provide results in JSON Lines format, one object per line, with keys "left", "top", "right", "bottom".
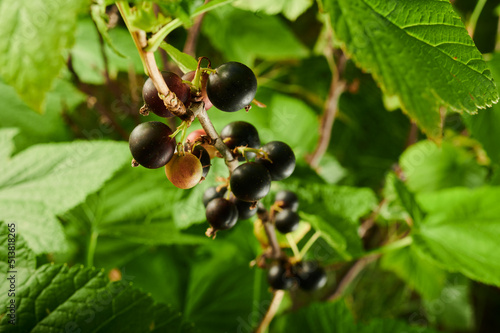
{"left": 286, "top": 234, "right": 301, "bottom": 259}
{"left": 255, "top": 290, "right": 285, "bottom": 333}
{"left": 257, "top": 202, "right": 282, "bottom": 259}
{"left": 298, "top": 230, "right": 322, "bottom": 259}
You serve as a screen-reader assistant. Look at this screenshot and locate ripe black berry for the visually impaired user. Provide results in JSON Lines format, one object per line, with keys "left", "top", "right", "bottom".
{"left": 274, "top": 209, "right": 300, "bottom": 234}
{"left": 257, "top": 141, "right": 296, "bottom": 181}
{"left": 234, "top": 199, "right": 257, "bottom": 220}
{"left": 129, "top": 121, "right": 176, "bottom": 169}
{"left": 191, "top": 145, "right": 211, "bottom": 178}
{"left": 206, "top": 62, "right": 257, "bottom": 112}
{"left": 165, "top": 152, "right": 203, "bottom": 189}
{"left": 267, "top": 261, "right": 294, "bottom": 290}
{"left": 203, "top": 186, "right": 227, "bottom": 207}
{"left": 293, "top": 261, "right": 327, "bottom": 291}
{"left": 230, "top": 162, "right": 271, "bottom": 202}
{"left": 220, "top": 121, "right": 260, "bottom": 160}
{"left": 205, "top": 198, "right": 238, "bottom": 231}
{"left": 275, "top": 190, "right": 299, "bottom": 212}
{"left": 143, "top": 72, "right": 190, "bottom": 117}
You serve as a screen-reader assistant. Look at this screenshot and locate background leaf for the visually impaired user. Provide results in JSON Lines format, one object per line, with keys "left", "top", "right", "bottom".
{"left": 0, "top": 0, "right": 86, "bottom": 112}
{"left": 326, "top": 0, "right": 498, "bottom": 136}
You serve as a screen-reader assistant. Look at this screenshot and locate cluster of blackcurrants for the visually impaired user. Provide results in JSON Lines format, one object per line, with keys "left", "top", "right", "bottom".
{"left": 127, "top": 60, "right": 326, "bottom": 292}
{"left": 128, "top": 61, "right": 259, "bottom": 188}
{"left": 202, "top": 121, "right": 296, "bottom": 236}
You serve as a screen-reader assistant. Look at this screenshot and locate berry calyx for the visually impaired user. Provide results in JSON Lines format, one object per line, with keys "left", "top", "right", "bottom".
{"left": 205, "top": 198, "right": 239, "bottom": 232}
{"left": 221, "top": 121, "right": 260, "bottom": 160}
{"left": 203, "top": 186, "right": 227, "bottom": 207}
{"left": 267, "top": 261, "right": 295, "bottom": 290}
{"left": 274, "top": 209, "right": 300, "bottom": 234}
{"left": 293, "top": 261, "right": 327, "bottom": 291}
{"left": 257, "top": 141, "right": 296, "bottom": 181}
{"left": 230, "top": 162, "right": 271, "bottom": 202}
{"left": 142, "top": 72, "right": 190, "bottom": 117}
{"left": 129, "top": 121, "right": 176, "bottom": 169}
{"left": 275, "top": 190, "right": 299, "bottom": 212}
{"left": 165, "top": 152, "right": 203, "bottom": 189}
{"left": 206, "top": 62, "right": 257, "bottom": 112}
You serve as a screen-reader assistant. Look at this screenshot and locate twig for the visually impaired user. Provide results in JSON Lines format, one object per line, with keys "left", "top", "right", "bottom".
{"left": 183, "top": 0, "right": 210, "bottom": 57}
{"left": 326, "top": 254, "right": 379, "bottom": 301}
{"left": 255, "top": 290, "right": 285, "bottom": 333}
{"left": 257, "top": 202, "right": 282, "bottom": 259}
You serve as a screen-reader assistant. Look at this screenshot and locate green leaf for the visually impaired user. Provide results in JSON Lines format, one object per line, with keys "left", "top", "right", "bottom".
{"left": 202, "top": 6, "right": 309, "bottom": 64}
{"left": 274, "top": 300, "right": 441, "bottom": 333}
{"left": 413, "top": 187, "right": 500, "bottom": 286}
{"left": 191, "top": 0, "right": 234, "bottom": 17}
{"left": 326, "top": 0, "right": 499, "bottom": 137}
{"left": 389, "top": 173, "right": 425, "bottom": 226}
{"left": 0, "top": 264, "right": 196, "bottom": 332}
{"left": 0, "top": 140, "right": 130, "bottom": 254}
{"left": 463, "top": 54, "right": 500, "bottom": 164}
{"left": 0, "top": 0, "right": 86, "bottom": 113}
{"left": 160, "top": 43, "right": 198, "bottom": 74}
{"left": 381, "top": 245, "right": 446, "bottom": 299}
{"left": 0, "top": 129, "right": 18, "bottom": 164}
{"left": 233, "top": 0, "right": 313, "bottom": 21}
{"left": 400, "top": 140, "right": 487, "bottom": 193}
{"left": 0, "top": 221, "right": 36, "bottom": 298}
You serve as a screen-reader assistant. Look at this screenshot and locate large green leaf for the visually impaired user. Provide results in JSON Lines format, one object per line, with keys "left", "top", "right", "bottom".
{"left": 326, "top": 0, "right": 498, "bottom": 137}
{"left": 400, "top": 140, "right": 487, "bottom": 193}
{"left": 413, "top": 187, "right": 500, "bottom": 286}
{"left": 0, "top": 140, "right": 130, "bottom": 254}
{"left": 0, "top": 221, "right": 36, "bottom": 299}
{"left": 0, "top": 264, "right": 196, "bottom": 332}
{"left": 0, "top": 0, "right": 86, "bottom": 113}
{"left": 273, "top": 300, "right": 440, "bottom": 333}
{"left": 202, "top": 6, "right": 309, "bottom": 64}
{"left": 463, "top": 54, "right": 500, "bottom": 164}
{"left": 381, "top": 245, "right": 446, "bottom": 299}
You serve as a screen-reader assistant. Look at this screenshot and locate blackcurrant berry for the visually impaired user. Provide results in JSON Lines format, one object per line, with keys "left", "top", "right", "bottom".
{"left": 230, "top": 162, "right": 271, "bottom": 202}
{"left": 275, "top": 190, "right": 299, "bottom": 212}
{"left": 293, "top": 261, "right": 327, "bottom": 291}
{"left": 191, "top": 145, "right": 211, "bottom": 178}
{"left": 187, "top": 129, "right": 217, "bottom": 158}
{"left": 143, "top": 72, "right": 190, "bottom": 117}
{"left": 182, "top": 71, "right": 212, "bottom": 110}
{"left": 165, "top": 152, "right": 203, "bottom": 189}
{"left": 274, "top": 209, "right": 300, "bottom": 234}
{"left": 206, "top": 62, "right": 257, "bottom": 112}
{"left": 203, "top": 186, "right": 227, "bottom": 207}
{"left": 257, "top": 141, "right": 295, "bottom": 181}
{"left": 221, "top": 121, "right": 260, "bottom": 160}
{"left": 267, "top": 261, "right": 294, "bottom": 290}
{"left": 234, "top": 199, "right": 257, "bottom": 220}
{"left": 206, "top": 198, "right": 238, "bottom": 231}
{"left": 129, "top": 121, "right": 176, "bottom": 169}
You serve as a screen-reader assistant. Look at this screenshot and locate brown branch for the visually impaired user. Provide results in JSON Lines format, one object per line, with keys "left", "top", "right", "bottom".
{"left": 326, "top": 254, "right": 379, "bottom": 301}
{"left": 255, "top": 290, "right": 285, "bottom": 333}
{"left": 306, "top": 68, "right": 346, "bottom": 169}
{"left": 257, "top": 203, "right": 282, "bottom": 259}
{"left": 183, "top": 0, "right": 210, "bottom": 57}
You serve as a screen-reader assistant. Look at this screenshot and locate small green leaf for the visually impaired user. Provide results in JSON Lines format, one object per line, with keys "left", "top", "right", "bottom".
{"left": 160, "top": 43, "right": 198, "bottom": 73}
{"left": 0, "top": 264, "right": 196, "bottom": 332}
{"left": 191, "top": 0, "right": 234, "bottom": 17}
{"left": 389, "top": 174, "right": 425, "bottom": 226}
{"left": 400, "top": 140, "right": 487, "bottom": 193}
{"left": 326, "top": 0, "right": 499, "bottom": 137}
{"left": 233, "top": 0, "right": 313, "bottom": 21}
{"left": 91, "top": 0, "right": 126, "bottom": 58}
{"left": 0, "top": 0, "right": 86, "bottom": 113}
{"left": 413, "top": 187, "right": 500, "bottom": 286}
